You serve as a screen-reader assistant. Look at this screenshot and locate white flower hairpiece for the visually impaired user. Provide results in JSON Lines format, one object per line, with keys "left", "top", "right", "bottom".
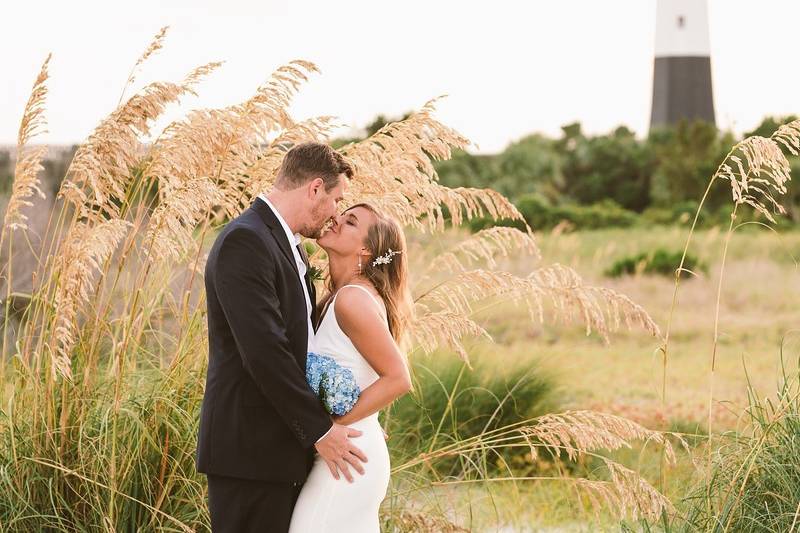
{"left": 371, "top": 248, "right": 402, "bottom": 267}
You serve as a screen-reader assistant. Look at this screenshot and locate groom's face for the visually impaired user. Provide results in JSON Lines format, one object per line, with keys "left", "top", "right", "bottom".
{"left": 301, "top": 174, "right": 348, "bottom": 239}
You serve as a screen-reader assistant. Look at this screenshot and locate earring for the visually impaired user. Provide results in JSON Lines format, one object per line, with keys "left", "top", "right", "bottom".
{"left": 358, "top": 256, "right": 362, "bottom": 274}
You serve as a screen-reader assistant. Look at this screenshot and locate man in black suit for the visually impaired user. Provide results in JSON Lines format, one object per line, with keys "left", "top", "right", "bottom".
{"left": 198, "top": 142, "right": 367, "bottom": 532}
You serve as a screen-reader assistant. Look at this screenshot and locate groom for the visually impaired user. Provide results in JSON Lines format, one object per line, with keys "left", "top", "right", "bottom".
{"left": 197, "top": 142, "right": 367, "bottom": 532}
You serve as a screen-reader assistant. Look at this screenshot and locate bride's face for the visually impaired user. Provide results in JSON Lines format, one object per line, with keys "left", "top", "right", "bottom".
{"left": 317, "top": 206, "right": 377, "bottom": 259}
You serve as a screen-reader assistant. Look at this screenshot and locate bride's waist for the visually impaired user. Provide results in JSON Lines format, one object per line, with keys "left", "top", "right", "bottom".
{"left": 340, "top": 412, "right": 381, "bottom": 430}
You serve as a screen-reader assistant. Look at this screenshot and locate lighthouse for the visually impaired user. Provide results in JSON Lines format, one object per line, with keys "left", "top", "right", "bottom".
{"left": 650, "top": 0, "right": 716, "bottom": 129}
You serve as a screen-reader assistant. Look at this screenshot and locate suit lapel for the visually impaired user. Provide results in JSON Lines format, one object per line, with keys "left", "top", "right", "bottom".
{"left": 252, "top": 197, "right": 300, "bottom": 277}
{"left": 252, "top": 196, "right": 319, "bottom": 328}
{"left": 270, "top": 227, "right": 300, "bottom": 277}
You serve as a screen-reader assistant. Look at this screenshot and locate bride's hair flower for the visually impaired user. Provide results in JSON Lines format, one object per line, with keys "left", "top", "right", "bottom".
{"left": 371, "top": 248, "right": 401, "bottom": 267}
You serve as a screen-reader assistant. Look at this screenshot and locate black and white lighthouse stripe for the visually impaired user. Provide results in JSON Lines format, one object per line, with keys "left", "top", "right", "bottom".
{"left": 650, "top": 0, "right": 716, "bottom": 129}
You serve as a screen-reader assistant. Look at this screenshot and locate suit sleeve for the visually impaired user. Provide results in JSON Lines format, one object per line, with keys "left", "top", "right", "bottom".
{"left": 213, "top": 227, "right": 333, "bottom": 448}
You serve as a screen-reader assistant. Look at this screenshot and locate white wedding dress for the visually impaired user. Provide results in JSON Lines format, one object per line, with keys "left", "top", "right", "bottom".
{"left": 288, "top": 285, "right": 391, "bottom": 532}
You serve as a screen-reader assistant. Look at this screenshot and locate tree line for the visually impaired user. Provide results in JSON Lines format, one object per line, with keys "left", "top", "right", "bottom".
{"left": 3, "top": 115, "right": 797, "bottom": 229}
{"left": 339, "top": 114, "right": 800, "bottom": 229}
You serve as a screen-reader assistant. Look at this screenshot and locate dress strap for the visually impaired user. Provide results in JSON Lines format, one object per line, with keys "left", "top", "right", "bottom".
{"left": 337, "top": 284, "right": 386, "bottom": 319}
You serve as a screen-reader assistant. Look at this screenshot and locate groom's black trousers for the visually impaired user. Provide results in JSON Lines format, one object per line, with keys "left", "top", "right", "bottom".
{"left": 207, "top": 475, "right": 303, "bottom": 533}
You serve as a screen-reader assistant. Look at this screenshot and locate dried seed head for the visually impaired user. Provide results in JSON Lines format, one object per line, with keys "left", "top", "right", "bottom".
{"left": 5, "top": 54, "right": 51, "bottom": 232}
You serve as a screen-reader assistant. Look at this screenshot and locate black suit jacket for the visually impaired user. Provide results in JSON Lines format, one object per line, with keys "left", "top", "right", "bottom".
{"left": 197, "top": 197, "right": 332, "bottom": 482}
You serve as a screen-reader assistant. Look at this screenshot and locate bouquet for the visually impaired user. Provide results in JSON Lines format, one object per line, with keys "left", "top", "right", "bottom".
{"left": 306, "top": 352, "right": 361, "bottom": 416}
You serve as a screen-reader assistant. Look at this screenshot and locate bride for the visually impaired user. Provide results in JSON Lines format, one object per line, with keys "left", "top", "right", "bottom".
{"left": 288, "top": 203, "right": 413, "bottom": 532}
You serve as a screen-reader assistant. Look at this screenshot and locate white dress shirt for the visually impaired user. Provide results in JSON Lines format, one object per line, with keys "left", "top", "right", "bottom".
{"left": 257, "top": 194, "right": 332, "bottom": 444}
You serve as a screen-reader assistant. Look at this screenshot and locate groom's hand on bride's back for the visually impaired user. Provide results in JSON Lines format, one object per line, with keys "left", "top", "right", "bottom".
{"left": 314, "top": 423, "right": 367, "bottom": 483}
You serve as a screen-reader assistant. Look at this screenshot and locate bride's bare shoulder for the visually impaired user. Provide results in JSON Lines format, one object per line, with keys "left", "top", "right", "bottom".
{"left": 334, "top": 285, "right": 385, "bottom": 331}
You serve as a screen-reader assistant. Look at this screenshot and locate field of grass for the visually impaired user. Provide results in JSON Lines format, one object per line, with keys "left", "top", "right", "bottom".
{"left": 397, "top": 223, "right": 800, "bottom": 530}
{"left": 437, "top": 225, "right": 800, "bottom": 427}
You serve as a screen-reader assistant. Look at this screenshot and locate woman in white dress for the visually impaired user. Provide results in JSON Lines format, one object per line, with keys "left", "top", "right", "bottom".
{"left": 288, "top": 203, "right": 414, "bottom": 533}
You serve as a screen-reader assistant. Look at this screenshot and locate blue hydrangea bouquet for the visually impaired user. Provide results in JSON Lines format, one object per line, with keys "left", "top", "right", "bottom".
{"left": 306, "top": 352, "right": 361, "bottom": 416}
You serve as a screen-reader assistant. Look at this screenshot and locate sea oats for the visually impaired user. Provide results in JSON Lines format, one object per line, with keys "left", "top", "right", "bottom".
{"left": 120, "top": 25, "right": 169, "bottom": 99}
{"left": 717, "top": 135, "right": 791, "bottom": 223}
{"left": 408, "top": 408, "right": 677, "bottom": 523}
{"left": 60, "top": 62, "right": 221, "bottom": 221}
{"left": 603, "top": 459, "right": 675, "bottom": 521}
{"left": 407, "top": 309, "right": 491, "bottom": 363}
{"left": 340, "top": 98, "right": 524, "bottom": 231}
{"left": 145, "top": 177, "right": 224, "bottom": 263}
{"left": 412, "top": 264, "right": 660, "bottom": 363}
{"left": 574, "top": 460, "right": 674, "bottom": 522}
{"left": 437, "top": 186, "right": 524, "bottom": 228}
{"left": 428, "top": 226, "right": 540, "bottom": 273}
{"left": 519, "top": 411, "right": 677, "bottom": 521}
{"left": 4, "top": 54, "right": 50, "bottom": 232}
{"left": 521, "top": 410, "right": 676, "bottom": 464}
{"left": 52, "top": 219, "right": 130, "bottom": 378}
{"left": 772, "top": 118, "right": 800, "bottom": 156}
{"left": 147, "top": 61, "right": 319, "bottom": 219}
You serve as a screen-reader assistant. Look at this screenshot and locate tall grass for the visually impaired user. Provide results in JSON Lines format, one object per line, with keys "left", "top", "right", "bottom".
{"left": 671, "top": 340, "right": 800, "bottom": 531}
{"left": 656, "top": 117, "right": 800, "bottom": 498}
{"left": 1, "top": 29, "right": 673, "bottom": 530}
{"left": 0, "top": 360, "right": 208, "bottom": 531}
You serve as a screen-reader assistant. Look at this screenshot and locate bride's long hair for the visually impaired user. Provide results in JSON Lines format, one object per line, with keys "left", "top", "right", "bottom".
{"left": 321, "top": 203, "right": 413, "bottom": 341}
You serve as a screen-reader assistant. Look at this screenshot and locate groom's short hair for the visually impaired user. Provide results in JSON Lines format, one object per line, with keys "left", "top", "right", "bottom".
{"left": 275, "top": 142, "right": 353, "bottom": 192}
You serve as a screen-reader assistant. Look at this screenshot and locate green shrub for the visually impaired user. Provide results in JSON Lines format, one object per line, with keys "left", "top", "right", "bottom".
{"left": 514, "top": 193, "right": 554, "bottom": 229}
{"left": 554, "top": 199, "right": 638, "bottom": 229}
{"left": 639, "top": 207, "right": 675, "bottom": 226}
{"left": 641, "top": 201, "right": 701, "bottom": 226}
{"left": 468, "top": 195, "right": 638, "bottom": 232}
{"left": 605, "top": 249, "right": 706, "bottom": 278}
{"left": 385, "top": 353, "right": 559, "bottom": 476}
{"left": 467, "top": 216, "right": 526, "bottom": 232}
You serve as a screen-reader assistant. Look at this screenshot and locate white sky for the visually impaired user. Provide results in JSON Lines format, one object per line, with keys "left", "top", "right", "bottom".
{"left": 2, "top": 0, "right": 798, "bottom": 153}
